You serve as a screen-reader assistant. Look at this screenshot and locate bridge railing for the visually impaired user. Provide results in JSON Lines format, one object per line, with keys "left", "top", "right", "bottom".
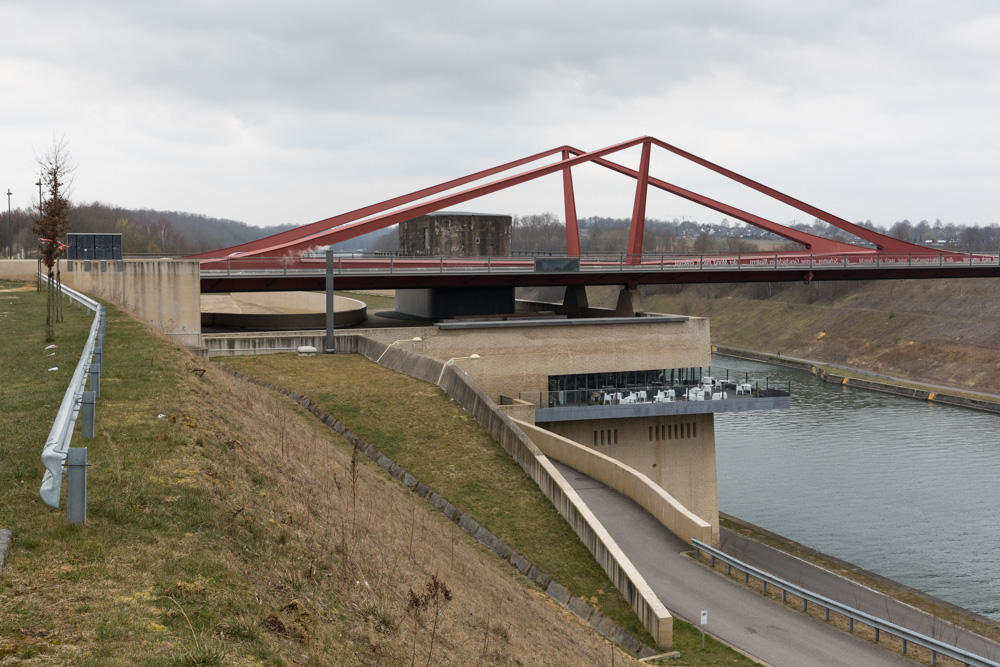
{"left": 692, "top": 538, "right": 1000, "bottom": 667}
{"left": 198, "top": 251, "right": 1000, "bottom": 276}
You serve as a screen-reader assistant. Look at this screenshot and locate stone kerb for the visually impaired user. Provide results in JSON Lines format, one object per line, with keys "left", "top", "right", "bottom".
{"left": 514, "top": 420, "right": 714, "bottom": 546}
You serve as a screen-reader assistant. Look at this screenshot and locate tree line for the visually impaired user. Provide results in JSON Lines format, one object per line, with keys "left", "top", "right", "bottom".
{"left": 6, "top": 202, "right": 997, "bottom": 261}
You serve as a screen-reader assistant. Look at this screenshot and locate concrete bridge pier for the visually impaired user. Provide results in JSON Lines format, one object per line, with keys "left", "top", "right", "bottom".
{"left": 614, "top": 287, "right": 644, "bottom": 317}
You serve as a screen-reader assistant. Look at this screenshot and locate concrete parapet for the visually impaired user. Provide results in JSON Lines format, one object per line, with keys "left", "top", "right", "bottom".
{"left": 0, "top": 259, "right": 39, "bottom": 282}
{"left": 513, "top": 420, "right": 714, "bottom": 546}
{"left": 64, "top": 259, "right": 201, "bottom": 346}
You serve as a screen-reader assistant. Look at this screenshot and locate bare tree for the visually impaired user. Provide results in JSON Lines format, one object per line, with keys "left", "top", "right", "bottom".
{"left": 32, "top": 136, "right": 75, "bottom": 341}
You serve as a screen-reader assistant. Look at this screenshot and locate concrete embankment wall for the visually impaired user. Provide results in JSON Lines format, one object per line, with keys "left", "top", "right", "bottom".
{"left": 1, "top": 258, "right": 201, "bottom": 346}
{"left": 514, "top": 420, "right": 714, "bottom": 546}
{"left": 0, "top": 259, "right": 39, "bottom": 282}
{"left": 336, "top": 334, "right": 674, "bottom": 649}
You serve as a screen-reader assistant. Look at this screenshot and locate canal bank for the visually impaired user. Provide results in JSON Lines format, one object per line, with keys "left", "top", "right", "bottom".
{"left": 718, "top": 513, "right": 1000, "bottom": 643}
{"left": 713, "top": 344, "right": 1000, "bottom": 414}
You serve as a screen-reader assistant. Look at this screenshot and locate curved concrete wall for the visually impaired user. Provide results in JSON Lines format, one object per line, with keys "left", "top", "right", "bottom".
{"left": 338, "top": 333, "right": 674, "bottom": 648}
{"left": 512, "top": 420, "right": 714, "bottom": 546}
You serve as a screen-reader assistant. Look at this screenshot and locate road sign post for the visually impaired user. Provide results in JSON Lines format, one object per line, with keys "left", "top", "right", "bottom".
{"left": 700, "top": 610, "right": 707, "bottom": 649}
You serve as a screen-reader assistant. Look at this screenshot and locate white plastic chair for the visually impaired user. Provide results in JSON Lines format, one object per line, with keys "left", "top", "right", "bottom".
{"left": 603, "top": 393, "right": 613, "bottom": 405}
{"left": 638, "top": 390, "right": 647, "bottom": 402}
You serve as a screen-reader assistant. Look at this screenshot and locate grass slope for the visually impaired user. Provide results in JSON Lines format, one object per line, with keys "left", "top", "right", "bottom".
{"left": 2, "top": 279, "right": 651, "bottom": 665}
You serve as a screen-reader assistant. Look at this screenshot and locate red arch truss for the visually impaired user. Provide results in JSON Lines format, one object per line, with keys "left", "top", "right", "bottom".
{"left": 190, "top": 136, "right": 946, "bottom": 262}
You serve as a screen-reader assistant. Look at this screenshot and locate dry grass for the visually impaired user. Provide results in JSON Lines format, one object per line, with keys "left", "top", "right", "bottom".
{"left": 216, "top": 353, "right": 649, "bottom": 643}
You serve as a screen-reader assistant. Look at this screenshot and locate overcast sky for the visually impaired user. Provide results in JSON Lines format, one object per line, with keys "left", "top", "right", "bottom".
{"left": 2, "top": 0, "right": 999, "bottom": 232}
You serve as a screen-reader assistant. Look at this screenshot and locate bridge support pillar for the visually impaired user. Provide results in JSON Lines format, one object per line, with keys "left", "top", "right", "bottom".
{"left": 562, "top": 286, "right": 589, "bottom": 317}
{"left": 614, "top": 287, "right": 644, "bottom": 317}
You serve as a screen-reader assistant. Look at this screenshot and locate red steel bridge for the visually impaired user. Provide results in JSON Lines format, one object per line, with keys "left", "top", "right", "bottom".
{"left": 192, "top": 136, "right": 1000, "bottom": 293}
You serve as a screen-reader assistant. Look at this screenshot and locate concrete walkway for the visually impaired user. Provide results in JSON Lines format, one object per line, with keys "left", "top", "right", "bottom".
{"left": 550, "top": 460, "right": 918, "bottom": 667}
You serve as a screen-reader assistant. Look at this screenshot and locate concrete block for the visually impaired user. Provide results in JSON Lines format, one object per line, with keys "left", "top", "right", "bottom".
{"left": 387, "top": 463, "right": 404, "bottom": 480}
{"left": 588, "top": 610, "right": 606, "bottom": 631}
{"left": 545, "top": 580, "right": 571, "bottom": 607}
{"left": 566, "top": 596, "right": 593, "bottom": 622}
{"left": 376, "top": 455, "right": 392, "bottom": 471}
{"left": 458, "top": 514, "right": 479, "bottom": 534}
{"left": 527, "top": 565, "right": 551, "bottom": 589}
{"left": 0, "top": 529, "right": 12, "bottom": 571}
{"left": 429, "top": 493, "right": 448, "bottom": 512}
{"left": 402, "top": 472, "right": 418, "bottom": 489}
{"left": 592, "top": 613, "right": 619, "bottom": 639}
{"left": 413, "top": 482, "right": 431, "bottom": 499}
{"left": 443, "top": 503, "right": 461, "bottom": 522}
{"left": 491, "top": 539, "right": 513, "bottom": 561}
{"left": 636, "top": 646, "right": 661, "bottom": 659}
{"left": 474, "top": 526, "right": 497, "bottom": 550}
{"left": 618, "top": 633, "right": 643, "bottom": 655}
{"left": 509, "top": 552, "right": 531, "bottom": 574}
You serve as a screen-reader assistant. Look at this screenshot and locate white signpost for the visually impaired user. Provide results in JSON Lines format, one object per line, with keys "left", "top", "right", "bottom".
{"left": 700, "top": 610, "right": 708, "bottom": 649}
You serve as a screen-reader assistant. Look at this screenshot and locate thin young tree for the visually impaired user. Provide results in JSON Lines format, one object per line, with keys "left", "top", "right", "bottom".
{"left": 32, "top": 136, "right": 75, "bottom": 341}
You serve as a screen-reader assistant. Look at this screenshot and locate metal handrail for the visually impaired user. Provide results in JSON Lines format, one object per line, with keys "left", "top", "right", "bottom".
{"left": 38, "top": 273, "right": 104, "bottom": 513}
{"left": 199, "top": 250, "right": 1000, "bottom": 278}
{"left": 692, "top": 539, "right": 1000, "bottom": 667}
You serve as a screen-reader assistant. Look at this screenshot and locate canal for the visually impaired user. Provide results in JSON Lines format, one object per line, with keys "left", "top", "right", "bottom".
{"left": 712, "top": 354, "right": 1000, "bottom": 622}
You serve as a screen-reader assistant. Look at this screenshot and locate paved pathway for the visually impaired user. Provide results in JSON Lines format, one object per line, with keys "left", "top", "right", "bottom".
{"left": 719, "top": 527, "right": 1000, "bottom": 663}
{"left": 551, "top": 460, "right": 919, "bottom": 667}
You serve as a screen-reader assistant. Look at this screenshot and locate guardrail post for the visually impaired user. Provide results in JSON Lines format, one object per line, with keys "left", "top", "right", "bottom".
{"left": 81, "top": 391, "right": 96, "bottom": 439}
{"left": 66, "top": 448, "right": 88, "bottom": 525}
{"left": 91, "top": 346, "right": 102, "bottom": 397}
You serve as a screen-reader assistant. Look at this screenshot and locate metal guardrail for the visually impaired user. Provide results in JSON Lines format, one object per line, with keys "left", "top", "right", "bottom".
{"left": 38, "top": 273, "right": 105, "bottom": 525}
{"left": 691, "top": 539, "right": 1000, "bottom": 667}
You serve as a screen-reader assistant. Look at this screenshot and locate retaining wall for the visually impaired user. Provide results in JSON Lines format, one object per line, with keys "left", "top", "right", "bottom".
{"left": 63, "top": 259, "right": 201, "bottom": 347}
{"left": 513, "top": 421, "right": 714, "bottom": 546}
{"left": 0, "top": 259, "right": 39, "bottom": 282}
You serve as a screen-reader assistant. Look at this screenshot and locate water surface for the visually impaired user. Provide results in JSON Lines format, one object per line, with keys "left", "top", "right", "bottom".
{"left": 713, "top": 354, "right": 1000, "bottom": 621}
